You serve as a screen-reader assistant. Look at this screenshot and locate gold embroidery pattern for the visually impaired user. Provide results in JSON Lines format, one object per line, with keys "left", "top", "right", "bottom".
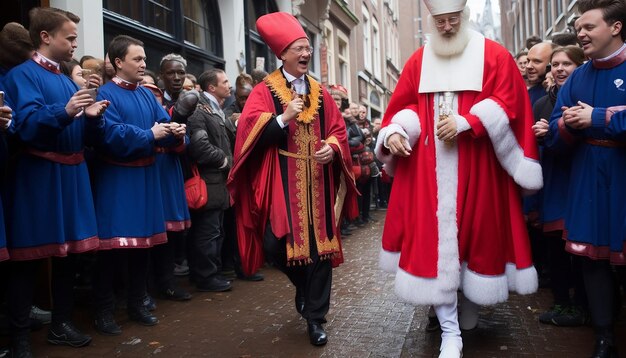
{"left": 290, "top": 122, "right": 311, "bottom": 261}
{"left": 264, "top": 70, "right": 321, "bottom": 124}
{"left": 241, "top": 112, "right": 273, "bottom": 157}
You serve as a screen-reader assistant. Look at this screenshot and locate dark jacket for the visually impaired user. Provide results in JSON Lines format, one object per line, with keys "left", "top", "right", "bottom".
{"left": 187, "top": 94, "right": 232, "bottom": 210}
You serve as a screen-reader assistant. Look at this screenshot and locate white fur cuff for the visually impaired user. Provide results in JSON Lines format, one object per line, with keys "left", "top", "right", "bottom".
{"left": 390, "top": 109, "right": 421, "bottom": 148}
{"left": 379, "top": 249, "right": 401, "bottom": 273}
{"left": 454, "top": 114, "right": 470, "bottom": 134}
{"left": 469, "top": 99, "right": 543, "bottom": 191}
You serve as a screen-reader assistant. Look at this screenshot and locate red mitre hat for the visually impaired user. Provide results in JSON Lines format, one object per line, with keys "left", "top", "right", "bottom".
{"left": 256, "top": 12, "right": 307, "bottom": 58}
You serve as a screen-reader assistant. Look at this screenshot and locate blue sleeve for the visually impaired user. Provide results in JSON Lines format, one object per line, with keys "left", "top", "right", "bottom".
{"left": 607, "top": 109, "right": 626, "bottom": 140}
{"left": 5, "top": 70, "right": 74, "bottom": 146}
{"left": 544, "top": 75, "right": 582, "bottom": 150}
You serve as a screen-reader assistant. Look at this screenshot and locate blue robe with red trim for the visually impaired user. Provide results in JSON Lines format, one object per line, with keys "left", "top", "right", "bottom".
{"left": 90, "top": 82, "right": 172, "bottom": 249}
{"left": 2, "top": 59, "right": 99, "bottom": 260}
{"left": 545, "top": 47, "right": 626, "bottom": 264}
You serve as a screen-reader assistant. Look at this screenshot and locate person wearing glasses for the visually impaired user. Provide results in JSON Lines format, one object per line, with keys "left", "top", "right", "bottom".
{"left": 227, "top": 12, "right": 357, "bottom": 347}
{"left": 376, "top": 1, "right": 541, "bottom": 357}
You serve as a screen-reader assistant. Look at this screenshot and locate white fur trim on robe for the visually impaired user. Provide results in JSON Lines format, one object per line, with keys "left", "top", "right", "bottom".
{"left": 469, "top": 99, "right": 543, "bottom": 191}
{"left": 379, "top": 249, "right": 400, "bottom": 273}
{"left": 375, "top": 109, "right": 421, "bottom": 177}
{"left": 461, "top": 262, "right": 538, "bottom": 305}
{"left": 390, "top": 104, "right": 460, "bottom": 306}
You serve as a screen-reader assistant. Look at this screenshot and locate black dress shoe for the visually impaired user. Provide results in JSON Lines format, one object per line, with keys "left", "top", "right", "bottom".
{"left": 94, "top": 312, "right": 122, "bottom": 336}
{"left": 161, "top": 287, "right": 192, "bottom": 301}
{"left": 196, "top": 277, "right": 232, "bottom": 292}
{"left": 425, "top": 316, "right": 441, "bottom": 332}
{"left": 10, "top": 338, "right": 33, "bottom": 358}
{"left": 47, "top": 321, "right": 92, "bottom": 347}
{"left": 143, "top": 293, "right": 157, "bottom": 311}
{"left": 295, "top": 296, "right": 305, "bottom": 315}
{"left": 307, "top": 322, "right": 328, "bottom": 346}
{"left": 128, "top": 306, "right": 159, "bottom": 326}
{"left": 340, "top": 229, "right": 352, "bottom": 236}
{"left": 591, "top": 339, "right": 618, "bottom": 358}
{"left": 236, "top": 272, "right": 264, "bottom": 281}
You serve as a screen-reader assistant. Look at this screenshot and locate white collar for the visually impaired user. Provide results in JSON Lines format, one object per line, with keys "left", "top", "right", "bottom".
{"left": 203, "top": 91, "right": 222, "bottom": 110}
{"left": 419, "top": 30, "right": 485, "bottom": 93}
{"left": 36, "top": 52, "right": 60, "bottom": 68}
{"left": 282, "top": 68, "right": 305, "bottom": 83}
{"left": 596, "top": 42, "right": 626, "bottom": 62}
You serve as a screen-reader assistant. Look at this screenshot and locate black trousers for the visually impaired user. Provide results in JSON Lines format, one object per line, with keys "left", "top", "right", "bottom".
{"left": 357, "top": 178, "right": 372, "bottom": 220}
{"left": 188, "top": 208, "right": 224, "bottom": 284}
{"left": 263, "top": 223, "right": 332, "bottom": 324}
{"left": 8, "top": 256, "right": 77, "bottom": 339}
{"left": 582, "top": 257, "right": 618, "bottom": 338}
{"left": 151, "top": 230, "right": 186, "bottom": 291}
{"left": 221, "top": 206, "right": 239, "bottom": 272}
{"left": 93, "top": 249, "right": 149, "bottom": 314}
{"left": 546, "top": 231, "right": 586, "bottom": 307}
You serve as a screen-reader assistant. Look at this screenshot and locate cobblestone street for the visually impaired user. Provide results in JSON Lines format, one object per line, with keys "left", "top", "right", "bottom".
{"left": 25, "top": 209, "right": 626, "bottom": 357}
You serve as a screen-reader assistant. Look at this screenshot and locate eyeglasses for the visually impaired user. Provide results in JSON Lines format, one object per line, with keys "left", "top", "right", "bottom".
{"left": 288, "top": 46, "right": 314, "bottom": 55}
{"left": 434, "top": 16, "right": 460, "bottom": 28}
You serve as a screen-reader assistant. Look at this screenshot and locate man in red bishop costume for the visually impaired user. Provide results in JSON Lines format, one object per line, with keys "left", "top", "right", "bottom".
{"left": 227, "top": 12, "right": 357, "bottom": 346}
{"left": 375, "top": 1, "right": 542, "bottom": 357}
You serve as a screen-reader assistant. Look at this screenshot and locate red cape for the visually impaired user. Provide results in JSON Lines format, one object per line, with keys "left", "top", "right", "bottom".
{"left": 227, "top": 70, "right": 357, "bottom": 275}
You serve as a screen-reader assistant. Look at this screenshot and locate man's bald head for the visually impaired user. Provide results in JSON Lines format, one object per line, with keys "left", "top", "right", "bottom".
{"left": 526, "top": 42, "right": 557, "bottom": 85}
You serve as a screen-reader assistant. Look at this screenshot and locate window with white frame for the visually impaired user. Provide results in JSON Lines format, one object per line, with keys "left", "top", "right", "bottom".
{"left": 324, "top": 22, "right": 335, "bottom": 85}
{"left": 337, "top": 31, "right": 350, "bottom": 89}
{"left": 373, "top": 18, "right": 381, "bottom": 79}
{"left": 362, "top": 6, "right": 371, "bottom": 72}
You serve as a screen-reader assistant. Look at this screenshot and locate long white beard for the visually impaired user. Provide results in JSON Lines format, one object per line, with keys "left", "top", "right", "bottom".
{"left": 426, "top": 11, "right": 472, "bottom": 57}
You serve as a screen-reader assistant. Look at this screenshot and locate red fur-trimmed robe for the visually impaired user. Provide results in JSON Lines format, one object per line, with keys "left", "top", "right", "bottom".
{"left": 376, "top": 32, "right": 542, "bottom": 306}
{"left": 227, "top": 69, "right": 357, "bottom": 276}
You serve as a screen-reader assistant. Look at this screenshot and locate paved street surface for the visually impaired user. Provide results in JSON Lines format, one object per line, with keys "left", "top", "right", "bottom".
{"left": 24, "top": 209, "right": 626, "bottom": 357}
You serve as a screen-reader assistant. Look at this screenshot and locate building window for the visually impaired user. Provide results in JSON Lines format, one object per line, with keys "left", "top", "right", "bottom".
{"left": 324, "top": 23, "right": 335, "bottom": 85}
{"left": 104, "top": 0, "right": 175, "bottom": 34}
{"left": 372, "top": 19, "right": 381, "bottom": 79}
{"left": 103, "top": 0, "right": 223, "bottom": 75}
{"left": 363, "top": 6, "right": 371, "bottom": 72}
{"left": 183, "top": 0, "right": 219, "bottom": 51}
{"left": 305, "top": 29, "right": 318, "bottom": 76}
{"left": 244, "top": 0, "right": 278, "bottom": 73}
{"left": 337, "top": 31, "right": 350, "bottom": 89}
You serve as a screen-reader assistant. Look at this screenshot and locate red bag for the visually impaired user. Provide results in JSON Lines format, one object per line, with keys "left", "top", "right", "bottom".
{"left": 185, "top": 165, "right": 207, "bottom": 209}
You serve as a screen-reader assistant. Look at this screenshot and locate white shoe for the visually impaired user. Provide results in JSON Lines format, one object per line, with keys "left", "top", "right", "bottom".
{"left": 439, "top": 338, "right": 463, "bottom": 358}
{"left": 459, "top": 297, "right": 479, "bottom": 330}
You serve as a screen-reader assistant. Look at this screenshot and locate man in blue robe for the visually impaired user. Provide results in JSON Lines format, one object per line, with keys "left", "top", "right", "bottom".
{"left": 544, "top": 1, "right": 626, "bottom": 356}
{"left": 2, "top": 7, "right": 109, "bottom": 357}
{"left": 89, "top": 35, "right": 186, "bottom": 336}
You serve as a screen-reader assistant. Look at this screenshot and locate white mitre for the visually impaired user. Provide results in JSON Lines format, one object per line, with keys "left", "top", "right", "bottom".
{"left": 423, "top": 0, "right": 467, "bottom": 15}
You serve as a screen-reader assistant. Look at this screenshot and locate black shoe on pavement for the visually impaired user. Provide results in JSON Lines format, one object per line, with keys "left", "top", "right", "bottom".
{"left": 196, "top": 277, "right": 232, "bottom": 292}
{"left": 143, "top": 293, "right": 157, "bottom": 311}
{"left": 307, "top": 322, "right": 328, "bottom": 346}
{"left": 550, "top": 305, "right": 589, "bottom": 327}
{"left": 47, "top": 321, "right": 92, "bottom": 347}
{"left": 340, "top": 229, "right": 352, "bottom": 236}
{"left": 94, "top": 313, "right": 121, "bottom": 336}
{"left": 128, "top": 306, "right": 158, "bottom": 326}
{"left": 538, "top": 304, "right": 565, "bottom": 324}
{"left": 10, "top": 337, "right": 32, "bottom": 358}
{"left": 425, "top": 316, "right": 441, "bottom": 332}
{"left": 0, "top": 346, "right": 9, "bottom": 358}
{"left": 220, "top": 269, "right": 237, "bottom": 281}
{"left": 295, "top": 295, "right": 305, "bottom": 315}
{"left": 236, "top": 271, "right": 264, "bottom": 282}
{"left": 161, "top": 287, "right": 193, "bottom": 301}
{"left": 591, "top": 339, "right": 618, "bottom": 358}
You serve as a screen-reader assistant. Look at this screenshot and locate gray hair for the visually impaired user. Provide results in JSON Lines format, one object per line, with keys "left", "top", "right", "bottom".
{"left": 160, "top": 53, "right": 187, "bottom": 69}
